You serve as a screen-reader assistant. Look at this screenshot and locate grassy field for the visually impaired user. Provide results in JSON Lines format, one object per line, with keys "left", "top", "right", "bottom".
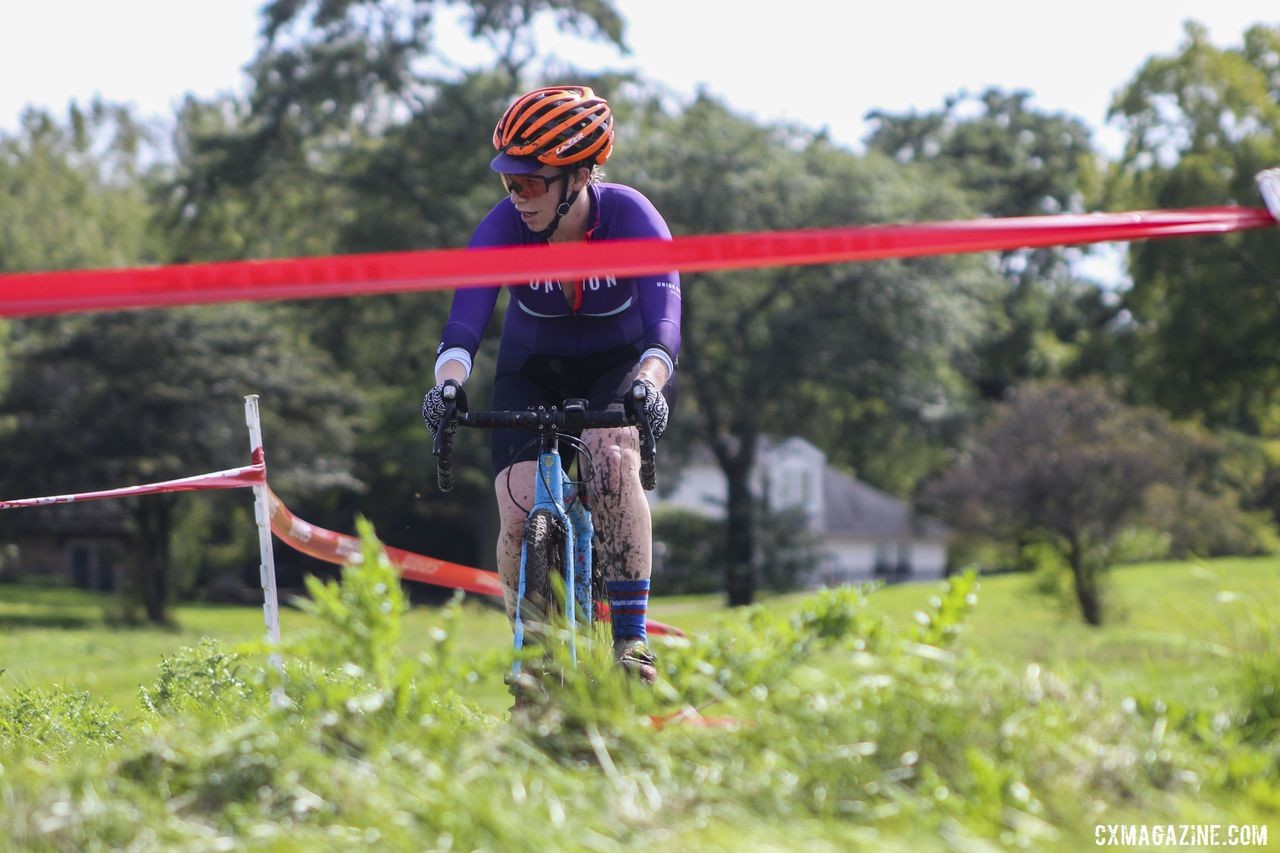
{"left": 1, "top": 551, "right": 1277, "bottom": 849}
{"left": 4, "top": 555, "right": 1274, "bottom": 713}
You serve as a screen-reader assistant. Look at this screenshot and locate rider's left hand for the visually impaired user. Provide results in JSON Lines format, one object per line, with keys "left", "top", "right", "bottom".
{"left": 631, "top": 378, "right": 669, "bottom": 440}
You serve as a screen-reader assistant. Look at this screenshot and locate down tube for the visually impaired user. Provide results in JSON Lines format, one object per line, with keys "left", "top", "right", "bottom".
{"left": 566, "top": 488, "right": 594, "bottom": 625}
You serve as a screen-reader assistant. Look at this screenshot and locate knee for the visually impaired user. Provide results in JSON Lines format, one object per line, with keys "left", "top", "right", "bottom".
{"left": 494, "top": 467, "right": 535, "bottom": 539}
{"left": 590, "top": 441, "right": 641, "bottom": 498}
{"left": 496, "top": 494, "right": 525, "bottom": 537}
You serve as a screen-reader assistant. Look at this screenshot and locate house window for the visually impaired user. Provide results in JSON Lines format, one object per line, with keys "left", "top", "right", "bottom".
{"left": 69, "top": 544, "right": 119, "bottom": 592}
{"left": 874, "top": 543, "right": 893, "bottom": 577}
{"left": 97, "top": 549, "right": 119, "bottom": 592}
{"left": 779, "top": 468, "right": 810, "bottom": 510}
{"left": 896, "top": 543, "right": 912, "bottom": 578}
{"left": 72, "top": 547, "right": 93, "bottom": 588}
{"left": 874, "top": 543, "right": 912, "bottom": 581}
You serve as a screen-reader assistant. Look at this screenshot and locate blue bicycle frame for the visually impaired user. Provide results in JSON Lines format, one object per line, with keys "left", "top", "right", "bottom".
{"left": 431, "top": 386, "right": 659, "bottom": 677}
{"left": 512, "top": 445, "right": 596, "bottom": 669}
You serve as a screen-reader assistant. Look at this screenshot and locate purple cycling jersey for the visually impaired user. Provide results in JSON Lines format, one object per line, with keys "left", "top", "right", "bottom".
{"left": 438, "top": 183, "right": 681, "bottom": 371}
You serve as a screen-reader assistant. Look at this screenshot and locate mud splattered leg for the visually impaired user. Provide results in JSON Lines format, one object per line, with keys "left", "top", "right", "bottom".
{"left": 582, "top": 426, "right": 651, "bottom": 583}
{"left": 493, "top": 461, "right": 540, "bottom": 622}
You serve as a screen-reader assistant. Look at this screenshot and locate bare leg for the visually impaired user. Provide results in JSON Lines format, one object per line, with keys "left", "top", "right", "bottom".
{"left": 494, "top": 461, "right": 539, "bottom": 622}
{"left": 581, "top": 426, "right": 651, "bottom": 582}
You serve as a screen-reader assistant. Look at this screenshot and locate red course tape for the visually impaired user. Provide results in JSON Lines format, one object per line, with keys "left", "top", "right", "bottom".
{"left": 0, "top": 468, "right": 685, "bottom": 637}
{"left": 3, "top": 206, "right": 1271, "bottom": 636}
{"left": 0, "top": 461, "right": 266, "bottom": 508}
{"left": 266, "top": 487, "right": 685, "bottom": 637}
{"left": 0, "top": 206, "right": 1272, "bottom": 317}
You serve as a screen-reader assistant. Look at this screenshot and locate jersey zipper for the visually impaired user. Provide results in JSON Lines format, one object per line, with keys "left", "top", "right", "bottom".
{"left": 563, "top": 188, "right": 601, "bottom": 316}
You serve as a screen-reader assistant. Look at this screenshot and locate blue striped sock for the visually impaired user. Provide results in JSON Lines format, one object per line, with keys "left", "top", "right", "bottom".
{"left": 606, "top": 579, "right": 650, "bottom": 643}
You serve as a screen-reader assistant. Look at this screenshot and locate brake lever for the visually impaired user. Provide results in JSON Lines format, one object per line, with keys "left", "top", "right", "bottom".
{"left": 629, "top": 382, "right": 658, "bottom": 491}
{"left": 433, "top": 381, "right": 466, "bottom": 493}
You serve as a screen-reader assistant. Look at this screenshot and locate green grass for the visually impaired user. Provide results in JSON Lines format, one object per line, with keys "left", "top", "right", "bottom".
{"left": 1, "top": 550, "right": 1277, "bottom": 850}
{"left": 2, "top": 555, "right": 1277, "bottom": 717}
{"left": 863, "top": 556, "right": 1280, "bottom": 705}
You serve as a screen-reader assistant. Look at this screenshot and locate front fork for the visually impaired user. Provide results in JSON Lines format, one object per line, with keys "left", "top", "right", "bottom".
{"left": 514, "top": 450, "right": 594, "bottom": 669}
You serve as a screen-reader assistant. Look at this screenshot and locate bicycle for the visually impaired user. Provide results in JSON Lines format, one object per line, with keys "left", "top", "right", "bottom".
{"left": 431, "top": 379, "right": 658, "bottom": 676}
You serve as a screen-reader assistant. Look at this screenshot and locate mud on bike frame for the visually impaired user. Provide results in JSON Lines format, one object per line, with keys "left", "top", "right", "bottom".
{"left": 431, "top": 382, "right": 658, "bottom": 666}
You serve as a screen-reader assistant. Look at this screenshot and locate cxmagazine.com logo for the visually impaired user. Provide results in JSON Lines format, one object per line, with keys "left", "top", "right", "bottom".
{"left": 1095, "top": 824, "right": 1269, "bottom": 847}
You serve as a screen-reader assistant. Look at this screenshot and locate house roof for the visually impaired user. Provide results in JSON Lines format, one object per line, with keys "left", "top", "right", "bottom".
{"left": 657, "top": 434, "right": 951, "bottom": 542}
{"left": 822, "top": 466, "right": 950, "bottom": 540}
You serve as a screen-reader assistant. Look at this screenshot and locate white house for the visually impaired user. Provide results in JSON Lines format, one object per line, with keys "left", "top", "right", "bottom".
{"left": 652, "top": 436, "right": 950, "bottom": 585}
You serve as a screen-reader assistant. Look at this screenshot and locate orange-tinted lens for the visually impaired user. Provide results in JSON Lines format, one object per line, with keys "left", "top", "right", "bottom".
{"left": 502, "top": 172, "right": 567, "bottom": 200}
{"left": 502, "top": 174, "right": 547, "bottom": 199}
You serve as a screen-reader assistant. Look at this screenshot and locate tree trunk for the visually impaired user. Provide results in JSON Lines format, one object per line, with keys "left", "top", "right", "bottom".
{"left": 132, "top": 497, "right": 175, "bottom": 624}
{"left": 1067, "top": 537, "right": 1103, "bottom": 627}
{"left": 721, "top": 439, "right": 757, "bottom": 607}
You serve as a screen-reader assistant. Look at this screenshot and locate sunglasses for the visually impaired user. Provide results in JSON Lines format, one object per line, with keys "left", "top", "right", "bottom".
{"left": 501, "top": 171, "right": 569, "bottom": 200}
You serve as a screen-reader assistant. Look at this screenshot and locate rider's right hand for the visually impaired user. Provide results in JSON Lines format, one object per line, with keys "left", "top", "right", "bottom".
{"left": 422, "top": 379, "right": 462, "bottom": 436}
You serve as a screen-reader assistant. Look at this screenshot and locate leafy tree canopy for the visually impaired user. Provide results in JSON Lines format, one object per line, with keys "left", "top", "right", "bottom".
{"left": 1107, "top": 21, "right": 1280, "bottom": 432}
{"left": 612, "top": 91, "right": 1005, "bottom": 603}
{"left": 922, "top": 380, "right": 1193, "bottom": 625}
{"left": 866, "top": 88, "right": 1115, "bottom": 399}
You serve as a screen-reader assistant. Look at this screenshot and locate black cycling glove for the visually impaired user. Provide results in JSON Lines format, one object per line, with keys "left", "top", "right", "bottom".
{"left": 632, "top": 379, "right": 669, "bottom": 440}
{"left": 422, "top": 380, "right": 461, "bottom": 436}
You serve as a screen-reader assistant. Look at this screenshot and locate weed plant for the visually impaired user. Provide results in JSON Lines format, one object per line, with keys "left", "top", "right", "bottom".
{"left": 0, "top": 525, "right": 1275, "bottom": 850}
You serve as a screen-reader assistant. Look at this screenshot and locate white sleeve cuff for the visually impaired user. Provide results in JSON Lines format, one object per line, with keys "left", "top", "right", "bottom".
{"left": 640, "top": 346, "right": 675, "bottom": 378}
{"left": 434, "top": 347, "right": 472, "bottom": 382}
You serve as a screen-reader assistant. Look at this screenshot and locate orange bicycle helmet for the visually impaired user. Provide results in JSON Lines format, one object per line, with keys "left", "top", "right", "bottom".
{"left": 491, "top": 85, "right": 614, "bottom": 173}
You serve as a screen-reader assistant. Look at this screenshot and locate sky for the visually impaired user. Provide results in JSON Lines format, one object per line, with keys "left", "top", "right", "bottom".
{"left": 2, "top": 0, "right": 1276, "bottom": 158}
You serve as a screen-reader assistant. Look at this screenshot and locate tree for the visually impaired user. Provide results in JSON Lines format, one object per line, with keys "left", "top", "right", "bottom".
{"left": 181, "top": 0, "right": 625, "bottom": 213}
{"left": 921, "top": 381, "right": 1191, "bottom": 626}
{"left": 0, "top": 307, "right": 364, "bottom": 623}
{"left": 865, "top": 89, "right": 1114, "bottom": 400}
{"left": 155, "top": 3, "right": 632, "bottom": 573}
{"left": 0, "top": 102, "right": 157, "bottom": 274}
{"left": 0, "top": 102, "right": 156, "bottom": 432}
{"left": 1106, "top": 21, "right": 1280, "bottom": 434}
{"left": 616, "top": 92, "right": 1004, "bottom": 605}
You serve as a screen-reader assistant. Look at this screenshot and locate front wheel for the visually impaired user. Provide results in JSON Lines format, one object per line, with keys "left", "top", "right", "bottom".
{"left": 518, "top": 509, "right": 564, "bottom": 643}
{"left": 589, "top": 542, "right": 612, "bottom": 640}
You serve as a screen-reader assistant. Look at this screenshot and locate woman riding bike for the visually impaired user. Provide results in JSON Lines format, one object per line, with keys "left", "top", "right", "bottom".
{"left": 421, "top": 85, "right": 681, "bottom": 683}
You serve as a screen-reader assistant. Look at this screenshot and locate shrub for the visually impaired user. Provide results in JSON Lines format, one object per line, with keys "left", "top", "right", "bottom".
{"left": 139, "top": 638, "right": 261, "bottom": 719}
{"left": 0, "top": 681, "right": 124, "bottom": 756}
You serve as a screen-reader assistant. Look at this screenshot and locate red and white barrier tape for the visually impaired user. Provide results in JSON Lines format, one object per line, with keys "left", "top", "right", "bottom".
{"left": 0, "top": 453, "right": 266, "bottom": 508}
{"left": 0, "top": 206, "right": 1272, "bottom": 318}
{"left": 264, "top": 485, "right": 504, "bottom": 597}
{"left": 265, "top": 486, "right": 685, "bottom": 637}
{"left": 0, "top": 455, "right": 685, "bottom": 637}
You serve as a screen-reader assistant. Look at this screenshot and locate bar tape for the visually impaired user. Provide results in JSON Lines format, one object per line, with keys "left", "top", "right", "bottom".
{"left": 0, "top": 206, "right": 1272, "bottom": 317}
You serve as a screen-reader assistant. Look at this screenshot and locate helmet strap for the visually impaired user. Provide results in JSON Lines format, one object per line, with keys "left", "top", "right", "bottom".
{"left": 532, "top": 173, "right": 580, "bottom": 242}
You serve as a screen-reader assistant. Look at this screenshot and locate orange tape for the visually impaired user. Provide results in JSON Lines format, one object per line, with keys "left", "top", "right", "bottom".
{"left": 266, "top": 487, "right": 685, "bottom": 637}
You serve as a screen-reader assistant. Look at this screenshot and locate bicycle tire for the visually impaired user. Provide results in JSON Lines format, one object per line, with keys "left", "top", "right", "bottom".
{"left": 520, "top": 509, "right": 564, "bottom": 638}
{"left": 589, "top": 542, "right": 610, "bottom": 637}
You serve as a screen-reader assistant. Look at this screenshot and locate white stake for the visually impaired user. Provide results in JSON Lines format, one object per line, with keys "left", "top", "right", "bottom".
{"left": 245, "top": 394, "right": 288, "bottom": 709}
{"left": 1257, "top": 168, "right": 1280, "bottom": 223}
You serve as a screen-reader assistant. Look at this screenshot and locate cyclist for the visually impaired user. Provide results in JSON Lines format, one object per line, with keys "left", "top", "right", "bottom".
{"left": 422, "top": 85, "right": 680, "bottom": 684}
